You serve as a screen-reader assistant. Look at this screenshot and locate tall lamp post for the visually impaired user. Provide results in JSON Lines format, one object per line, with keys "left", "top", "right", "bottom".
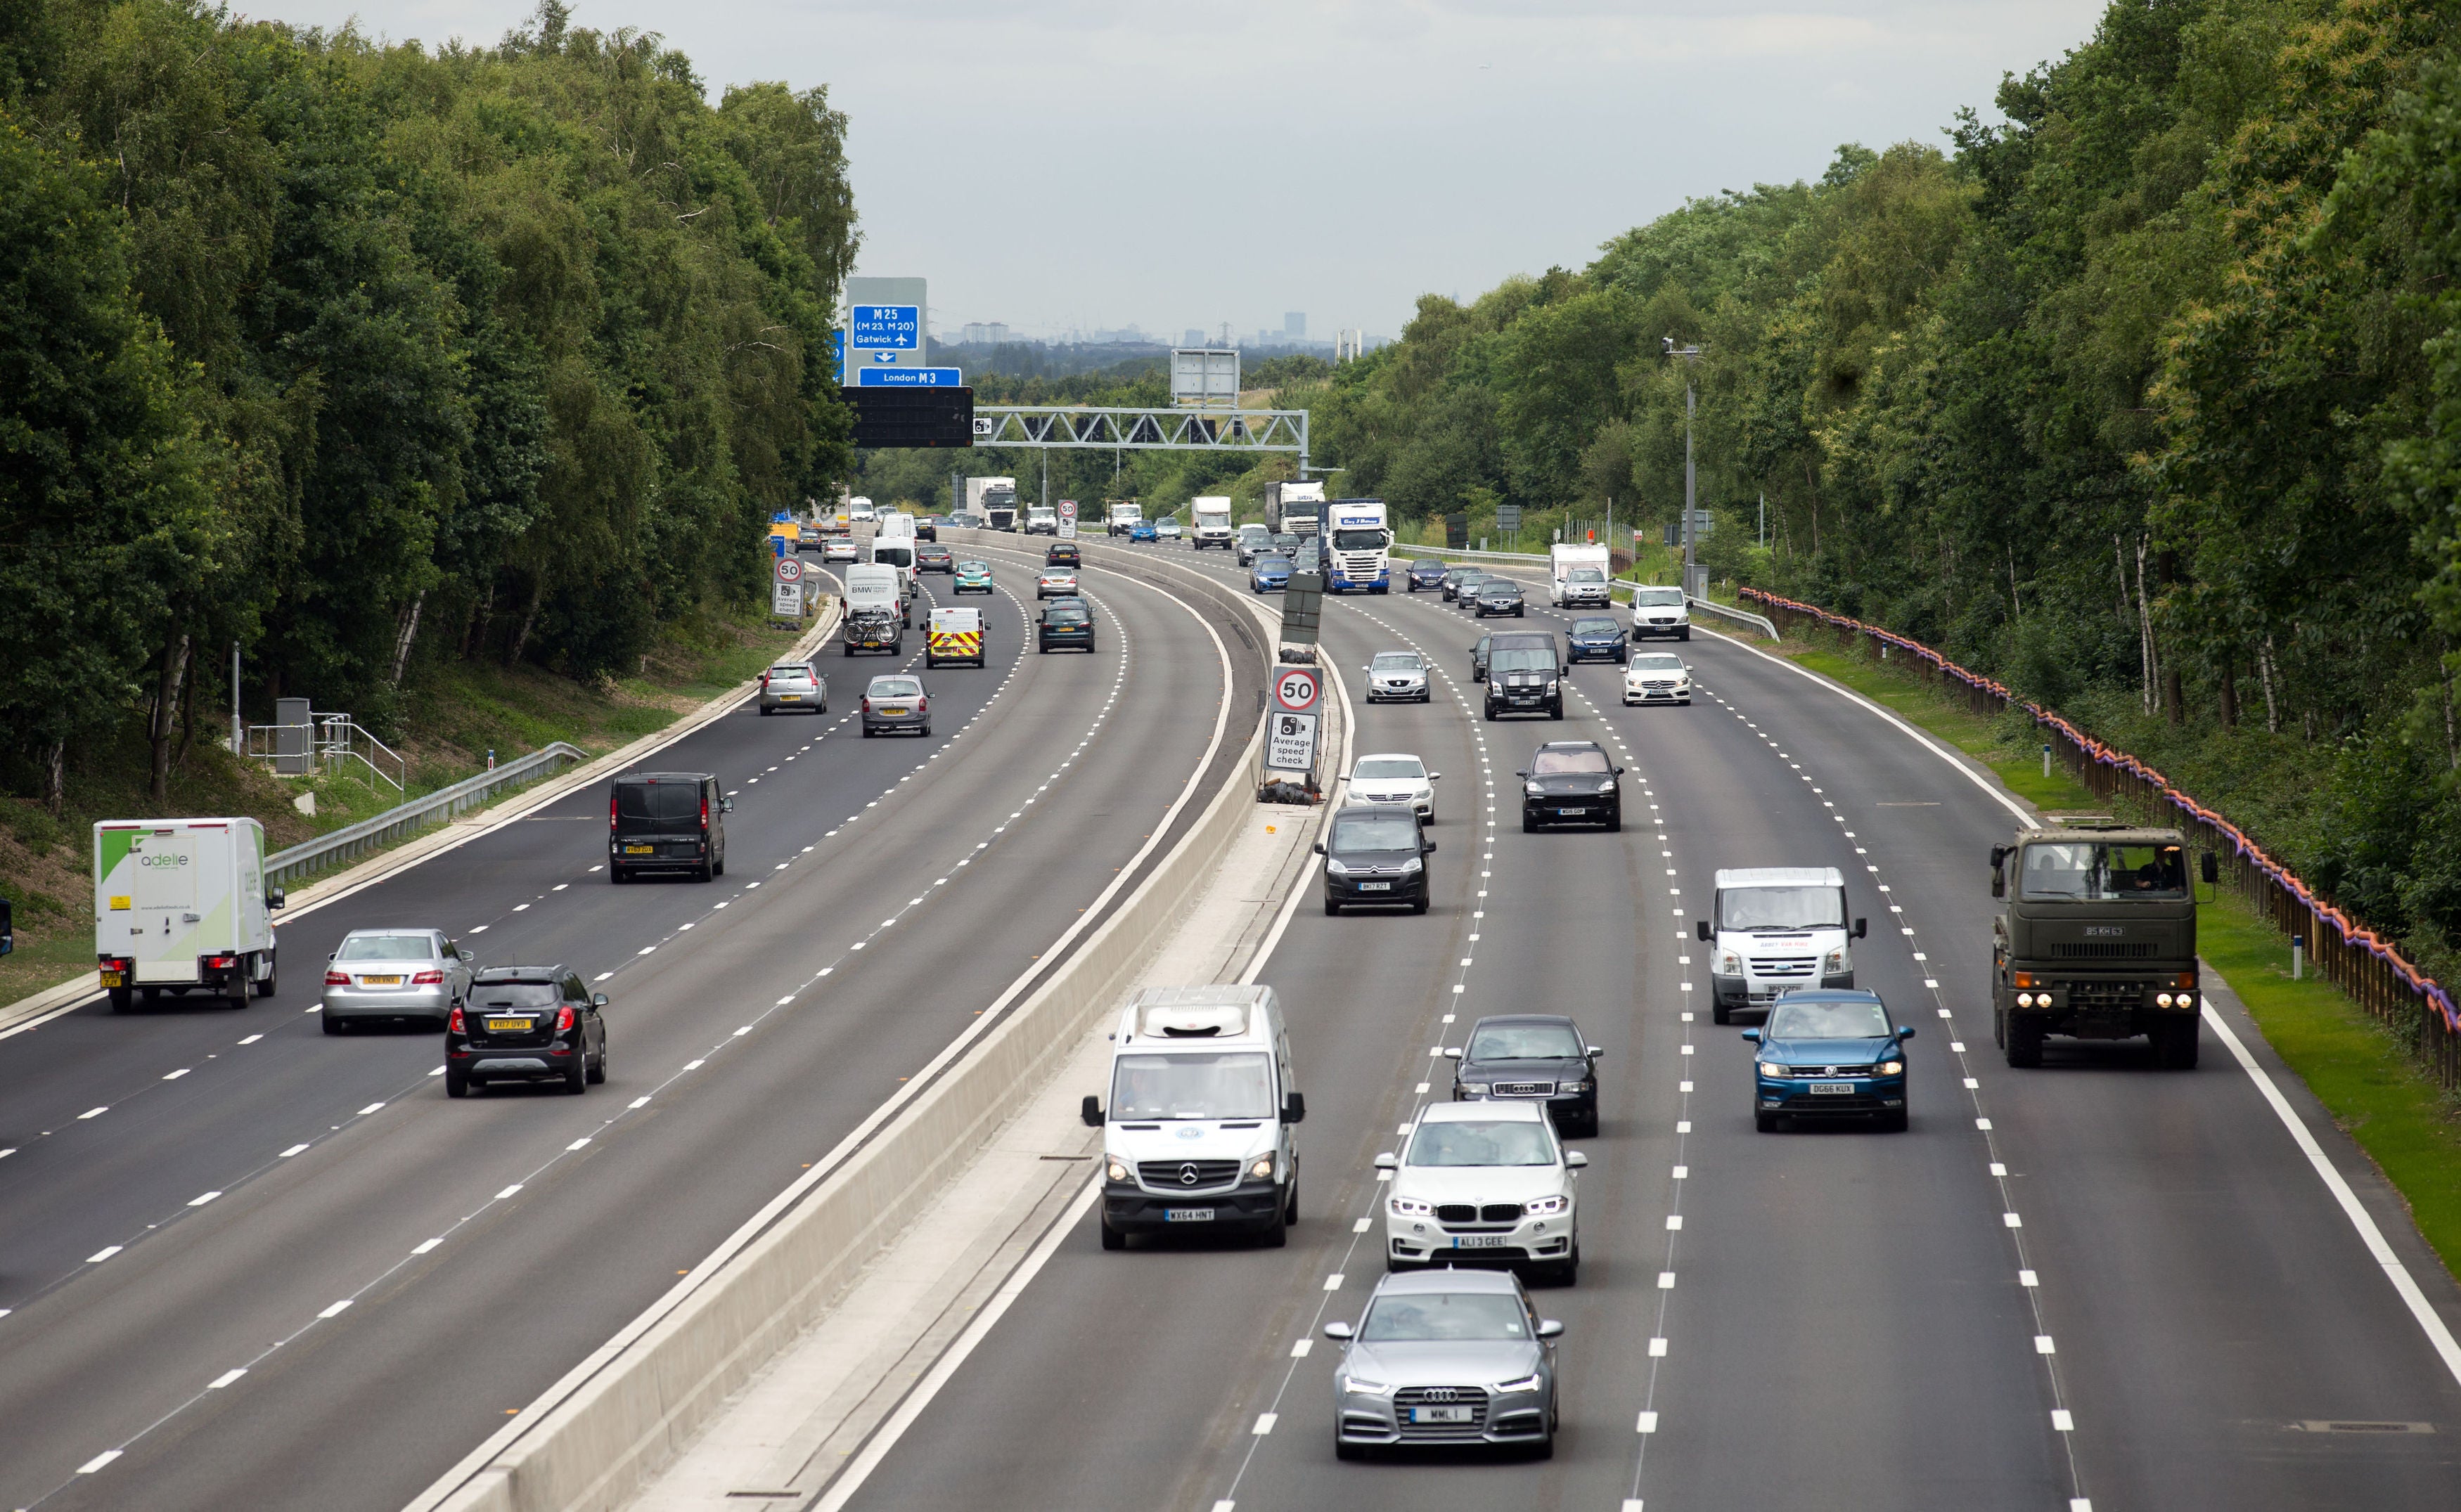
{"left": 1664, "top": 336, "right": 1704, "bottom": 599}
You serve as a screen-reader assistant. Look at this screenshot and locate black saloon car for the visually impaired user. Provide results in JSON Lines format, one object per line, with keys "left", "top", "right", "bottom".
{"left": 447, "top": 965, "right": 607, "bottom": 1097}
{"left": 1406, "top": 558, "right": 1451, "bottom": 591}
{"left": 1519, "top": 740, "right": 1623, "bottom": 831}
{"left": 1046, "top": 541, "right": 1082, "bottom": 567}
{"left": 1318, "top": 806, "right": 1436, "bottom": 915}
{"left": 1473, "top": 578, "right": 1527, "bottom": 616}
{"left": 1447, "top": 1014, "right": 1603, "bottom": 1137}
{"left": 1441, "top": 567, "right": 1486, "bottom": 603}
{"left": 1564, "top": 616, "right": 1627, "bottom": 664}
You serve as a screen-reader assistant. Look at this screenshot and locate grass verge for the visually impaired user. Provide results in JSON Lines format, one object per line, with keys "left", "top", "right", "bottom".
{"left": 1760, "top": 625, "right": 2461, "bottom": 1281}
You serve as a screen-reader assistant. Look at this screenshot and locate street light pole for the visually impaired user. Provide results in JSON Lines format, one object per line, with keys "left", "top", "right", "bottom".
{"left": 1664, "top": 337, "right": 1703, "bottom": 597}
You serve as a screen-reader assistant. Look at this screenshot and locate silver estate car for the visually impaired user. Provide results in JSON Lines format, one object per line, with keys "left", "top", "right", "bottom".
{"left": 321, "top": 929, "right": 475, "bottom": 1033}
{"left": 1325, "top": 1268, "right": 1564, "bottom": 1460}
{"left": 758, "top": 660, "right": 827, "bottom": 716}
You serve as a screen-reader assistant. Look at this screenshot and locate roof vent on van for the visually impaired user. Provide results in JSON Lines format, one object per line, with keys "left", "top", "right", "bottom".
{"left": 1140, "top": 1002, "right": 1249, "bottom": 1038}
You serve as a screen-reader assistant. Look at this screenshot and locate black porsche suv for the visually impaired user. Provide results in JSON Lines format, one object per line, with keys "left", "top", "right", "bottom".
{"left": 1518, "top": 739, "right": 1624, "bottom": 832}
{"left": 447, "top": 966, "right": 608, "bottom": 1097}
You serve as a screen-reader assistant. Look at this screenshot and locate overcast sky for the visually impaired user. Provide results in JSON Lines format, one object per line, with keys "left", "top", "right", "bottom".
{"left": 285, "top": 0, "right": 2111, "bottom": 343}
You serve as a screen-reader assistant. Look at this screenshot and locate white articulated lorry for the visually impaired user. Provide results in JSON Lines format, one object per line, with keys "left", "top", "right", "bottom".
{"left": 1190, "top": 496, "right": 1235, "bottom": 550}
{"left": 1322, "top": 498, "right": 1392, "bottom": 593}
{"left": 94, "top": 817, "right": 283, "bottom": 1012}
{"left": 965, "top": 476, "right": 1019, "bottom": 531}
{"left": 1262, "top": 479, "right": 1325, "bottom": 538}
{"left": 1550, "top": 543, "right": 1613, "bottom": 607}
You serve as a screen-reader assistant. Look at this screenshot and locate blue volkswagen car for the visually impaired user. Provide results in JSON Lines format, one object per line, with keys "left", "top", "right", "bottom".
{"left": 1406, "top": 558, "right": 1450, "bottom": 592}
{"left": 1564, "top": 616, "right": 1628, "bottom": 664}
{"left": 1251, "top": 553, "right": 1293, "bottom": 593}
{"left": 1742, "top": 990, "right": 1913, "bottom": 1132}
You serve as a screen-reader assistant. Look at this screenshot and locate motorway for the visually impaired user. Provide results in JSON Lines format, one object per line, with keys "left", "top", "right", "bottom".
{"left": 0, "top": 545, "right": 1261, "bottom": 1511}
{"left": 828, "top": 536, "right": 2461, "bottom": 1512}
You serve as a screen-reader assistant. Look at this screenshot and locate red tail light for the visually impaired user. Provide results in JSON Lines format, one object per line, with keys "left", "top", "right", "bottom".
{"left": 412, "top": 969, "right": 444, "bottom": 986}
{"left": 759, "top": 670, "right": 770, "bottom": 689}
{"left": 610, "top": 792, "right": 618, "bottom": 832}
{"left": 325, "top": 969, "right": 349, "bottom": 986}
{"left": 701, "top": 794, "right": 709, "bottom": 829}
{"left": 862, "top": 697, "right": 872, "bottom": 713}
{"left": 207, "top": 955, "right": 236, "bottom": 969}
{"left": 448, "top": 1006, "right": 465, "bottom": 1033}
{"left": 916, "top": 696, "right": 928, "bottom": 713}
{"left": 555, "top": 1004, "right": 575, "bottom": 1033}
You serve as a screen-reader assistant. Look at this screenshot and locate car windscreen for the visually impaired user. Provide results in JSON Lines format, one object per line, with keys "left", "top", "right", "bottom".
{"left": 1631, "top": 655, "right": 1684, "bottom": 671}
{"left": 868, "top": 678, "right": 921, "bottom": 699}
{"left": 1332, "top": 529, "right": 1387, "bottom": 551}
{"left": 616, "top": 781, "right": 702, "bottom": 833}
{"left": 1257, "top": 555, "right": 1289, "bottom": 569}
{"left": 1413, "top": 559, "right": 1446, "bottom": 570}
{"left": 1354, "top": 757, "right": 1424, "bottom": 780}
{"left": 1766, "top": 1000, "right": 1892, "bottom": 1040}
{"left": 472, "top": 982, "right": 561, "bottom": 1009}
{"left": 1360, "top": 1293, "right": 1530, "bottom": 1342}
{"left": 1489, "top": 649, "right": 1557, "bottom": 674}
{"left": 1044, "top": 607, "right": 1088, "bottom": 624}
{"left": 1466, "top": 1023, "right": 1584, "bottom": 1060}
{"left": 1330, "top": 812, "right": 1421, "bottom": 852}
{"left": 1568, "top": 567, "right": 1605, "bottom": 581}
{"left": 1370, "top": 654, "right": 1423, "bottom": 671}
{"left": 1108, "top": 1052, "right": 1273, "bottom": 1120}
{"left": 958, "top": 561, "right": 988, "bottom": 572}
{"left": 1479, "top": 580, "right": 1519, "bottom": 595}
{"left": 337, "top": 934, "right": 437, "bottom": 962}
{"left": 1530, "top": 747, "right": 1609, "bottom": 775}
{"left": 1720, "top": 886, "right": 1846, "bottom": 930}
{"left": 1633, "top": 587, "right": 1685, "bottom": 607}
{"left": 768, "top": 665, "right": 810, "bottom": 680}
{"left": 2019, "top": 842, "right": 2188, "bottom": 900}
{"left": 1570, "top": 619, "right": 1619, "bottom": 636}
{"left": 1406, "top": 1118, "right": 1554, "bottom": 1166}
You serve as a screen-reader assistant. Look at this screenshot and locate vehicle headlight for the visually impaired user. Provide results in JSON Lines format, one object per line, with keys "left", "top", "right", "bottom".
{"left": 1878, "top": 1059, "right": 1905, "bottom": 1076}
{"left": 1249, "top": 1156, "right": 1276, "bottom": 1181}
{"left": 1399, "top": 857, "right": 1423, "bottom": 873}
{"left": 1324, "top": 858, "right": 1349, "bottom": 875}
{"left": 1757, "top": 1061, "right": 1788, "bottom": 1078}
{"left": 1597, "top": 780, "right": 1618, "bottom": 794}
{"left": 1342, "top": 1376, "right": 1396, "bottom": 1398}
{"left": 1824, "top": 948, "right": 1849, "bottom": 974}
{"left": 1489, "top": 1374, "right": 1543, "bottom": 1395}
{"left": 1458, "top": 1083, "right": 1487, "bottom": 1095}
{"left": 1525, "top": 782, "right": 1543, "bottom": 796}
{"left": 1524, "top": 1193, "right": 1569, "bottom": 1215}
{"left": 1714, "top": 950, "right": 1742, "bottom": 976}
{"left": 1106, "top": 1158, "right": 1129, "bottom": 1182}
{"left": 1561, "top": 1080, "right": 1591, "bottom": 1093}
{"left": 1390, "top": 1195, "right": 1436, "bottom": 1217}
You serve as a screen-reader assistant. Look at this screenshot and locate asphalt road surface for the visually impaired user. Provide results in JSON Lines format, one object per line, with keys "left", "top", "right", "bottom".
{"left": 0, "top": 550, "right": 1260, "bottom": 1512}
{"left": 830, "top": 539, "right": 2461, "bottom": 1512}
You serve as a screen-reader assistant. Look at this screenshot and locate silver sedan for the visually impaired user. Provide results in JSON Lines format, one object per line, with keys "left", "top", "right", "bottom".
{"left": 1325, "top": 1267, "right": 1563, "bottom": 1460}
{"left": 759, "top": 660, "right": 828, "bottom": 715}
{"left": 321, "top": 929, "right": 475, "bottom": 1033}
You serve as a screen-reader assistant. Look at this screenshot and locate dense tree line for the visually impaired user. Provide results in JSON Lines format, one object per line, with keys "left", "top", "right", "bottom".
{"left": 0, "top": 0, "right": 854, "bottom": 805}
{"left": 1293, "top": 0, "right": 2461, "bottom": 977}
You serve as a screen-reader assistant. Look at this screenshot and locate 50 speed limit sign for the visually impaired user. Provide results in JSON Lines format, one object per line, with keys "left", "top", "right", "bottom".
{"left": 1273, "top": 666, "right": 1320, "bottom": 713}
{"left": 774, "top": 555, "right": 804, "bottom": 583}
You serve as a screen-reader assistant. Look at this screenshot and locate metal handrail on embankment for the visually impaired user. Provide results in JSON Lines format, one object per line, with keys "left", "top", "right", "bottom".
{"left": 1740, "top": 586, "right": 2461, "bottom": 1090}
{"left": 265, "top": 743, "right": 589, "bottom": 889}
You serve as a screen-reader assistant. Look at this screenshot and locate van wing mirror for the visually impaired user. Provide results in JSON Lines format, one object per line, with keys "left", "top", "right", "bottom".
{"left": 267, "top": 886, "right": 286, "bottom": 910}
{"left": 719, "top": 796, "right": 736, "bottom": 814}
{"left": 1853, "top": 917, "right": 1868, "bottom": 939}
{"left": 1422, "top": 839, "right": 1437, "bottom": 853}
{"left": 1694, "top": 919, "right": 1711, "bottom": 942}
{"left": 1080, "top": 1095, "right": 1103, "bottom": 1128}
{"left": 1281, "top": 1092, "right": 1306, "bottom": 1125}
{"left": 2201, "top": 853, "right": 2219, "bottom": 884}
{"left": 1564, "top": 1150, "right": 1588, "bottom": 1168}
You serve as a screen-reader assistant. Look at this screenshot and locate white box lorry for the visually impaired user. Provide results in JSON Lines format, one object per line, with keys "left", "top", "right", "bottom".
{"left": 965, "top": 476, "right": 1018, "bottom": 531}
{"left": 1550, "top": 543, "right": 1613, "bottom": 607}
{"left": 1081, "top": 985, "right": 1303, "bottom": 1248}
{"left": 1262, "top": 479, "right": 1325, "bottom": 538}
{"left": 1190, "top": 496, "right": 1235, "bottom": 550}
{"left": 94, "top": 817, "right": 283, "bottom": 1012}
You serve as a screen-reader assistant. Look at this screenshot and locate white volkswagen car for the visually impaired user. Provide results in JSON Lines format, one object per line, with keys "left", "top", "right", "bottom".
{"left": 1624, "top": 652, "right": 1692, "bottom": 705}
{"left": 1377, "top": 1101, "right": 1583, "bottom": 1284}
{"left": 1343, "top": 753, "right": 1438, "bottom": 821}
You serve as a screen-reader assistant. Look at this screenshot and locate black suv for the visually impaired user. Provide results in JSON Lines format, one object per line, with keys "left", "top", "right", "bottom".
{"left": 1519, "top": 740, "right": 1623, "bottom": 831}
{"left": 1317, "top": 805, "right": 1436, "bottom": 915}
{"left": 1448, "top": 1014, "right": 1604, "bottom": 1137}
{"left": 1564, "top": 616, "right": 1627, "bottom": 664}
{"left": 609, "top": 773, "right": 731, "bottom": 881}
{"left": 1484, "top": 633, "right": 1563, "bottom": 721}
{"left": 447, "top": 966, "right": 607, "bottom": 1097}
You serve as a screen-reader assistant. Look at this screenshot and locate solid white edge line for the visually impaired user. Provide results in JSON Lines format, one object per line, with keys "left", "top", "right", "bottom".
{"left": 809, "top": 1176, "right": 1101, "bottom": 1511}
{"left": 2202, "top": 1003, "right": 2461, "bottom": 1388}
{"left": 1720, "top": 622, "right": 2461, "bottom": 1395}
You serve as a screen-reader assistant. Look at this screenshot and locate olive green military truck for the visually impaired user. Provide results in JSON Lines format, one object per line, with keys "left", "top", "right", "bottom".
{"left": 1990, "top": 822, "right": 2218, "bottom": 1069}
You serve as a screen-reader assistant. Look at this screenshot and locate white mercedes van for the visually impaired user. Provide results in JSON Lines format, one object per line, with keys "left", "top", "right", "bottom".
{"left": 1082, "top": 985, "right": 1304, "bottom": 1249}
{"left": 1696, "top": 867, "right": 1867, "bottom": 1023}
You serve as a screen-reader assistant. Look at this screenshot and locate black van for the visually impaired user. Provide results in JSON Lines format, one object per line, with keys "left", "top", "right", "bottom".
{"left": 1482, "top": 633, "right": 1564, "bottom": 721}
{"left": 609, "top": 773, "right": 731, "bottom": 883}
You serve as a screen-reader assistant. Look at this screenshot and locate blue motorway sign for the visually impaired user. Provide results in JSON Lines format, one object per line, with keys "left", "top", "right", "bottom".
{"left": 853, "top": 367, "right": 963, "bottom": 387}
{"left": 849, "top": 304, "right": 920, "bottom": 349}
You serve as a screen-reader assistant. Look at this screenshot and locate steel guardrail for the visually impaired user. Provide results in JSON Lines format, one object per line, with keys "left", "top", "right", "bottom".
{"left": 264, "top": 742, "right": 589, "bottom": 888}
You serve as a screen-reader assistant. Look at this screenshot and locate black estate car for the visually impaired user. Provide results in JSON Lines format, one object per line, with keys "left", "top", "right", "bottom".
{"left": 1447, "top": 1014, "right": 1604, "bottom": 1137}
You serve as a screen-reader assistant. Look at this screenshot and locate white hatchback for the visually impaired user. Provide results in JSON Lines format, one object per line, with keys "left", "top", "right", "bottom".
{"left": 1344, "top": 752, "right": 1438, "bottom": 820}
{"left": 1377, "top": 1101, "right": 1584, "bottom": 1284}
{"left": 1624, "top": 652, "right": 1691, "bottom": 705}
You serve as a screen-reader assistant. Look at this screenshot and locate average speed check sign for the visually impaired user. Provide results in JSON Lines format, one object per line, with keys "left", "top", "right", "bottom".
{"left": 1273, "top": 666, "right": 1320, "bottom": 714}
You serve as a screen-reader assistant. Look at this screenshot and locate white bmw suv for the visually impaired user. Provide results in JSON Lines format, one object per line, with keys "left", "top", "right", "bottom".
{"left": 1376, "top": 1101, "right": 1584, "bottom": 1284}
